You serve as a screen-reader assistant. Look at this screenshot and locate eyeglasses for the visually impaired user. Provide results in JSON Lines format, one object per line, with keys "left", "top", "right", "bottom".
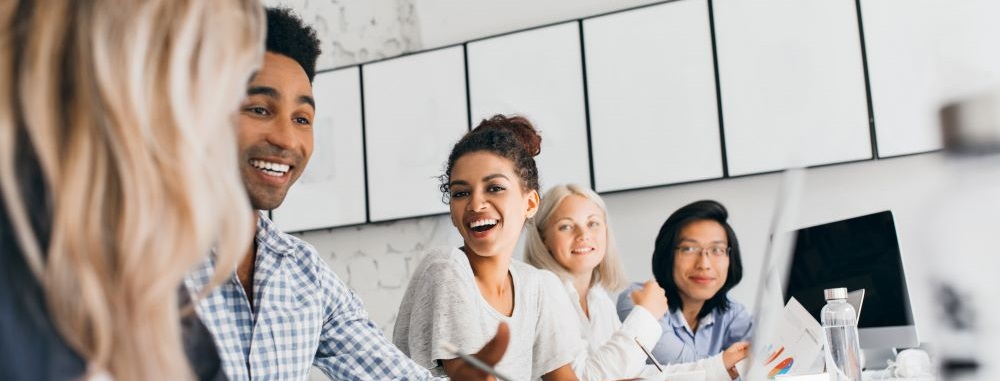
{"left": 675, "top": 245, "right": 730, "bottom": 259}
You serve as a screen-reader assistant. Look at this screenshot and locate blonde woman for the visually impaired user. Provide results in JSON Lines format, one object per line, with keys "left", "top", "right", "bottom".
{"left": 525, "top": 184, "right": 748, "bottom": 381}
{"left": 0, "top": 1, "right": 264, "bottom": 380}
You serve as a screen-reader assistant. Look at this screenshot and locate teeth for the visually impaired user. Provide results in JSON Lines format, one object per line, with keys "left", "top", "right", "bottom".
{"left": 572, "top": 247, "right": 594, "bottom": 253}
{"left": 468, "top": 219, "right": 498, "bottom": 229}
{"left": 250, "top": 160, "right": 290, "bottom": 173}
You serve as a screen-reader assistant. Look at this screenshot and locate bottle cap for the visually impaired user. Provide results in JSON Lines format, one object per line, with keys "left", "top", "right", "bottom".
{"left": 824, "top": 287, "right": 848, "bottom": 300}
{"left": 940, "top": 90, "right": 1000, "bottom": 156}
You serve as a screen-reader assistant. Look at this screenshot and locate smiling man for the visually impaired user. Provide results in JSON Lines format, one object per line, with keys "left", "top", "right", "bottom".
{"left": 185, "top": 8, "right": 507, "bottom": 381}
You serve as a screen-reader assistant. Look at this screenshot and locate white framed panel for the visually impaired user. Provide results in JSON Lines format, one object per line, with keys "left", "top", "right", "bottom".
{"left": 584, "top": 0, "right": 722, "bottom": 193}
{"left": 715, "top": 0, "right": 872, "bottom": 176}
{"left": 862, "top": 0, "right": 1000, "bottom": 157}
{"left": 467, "top": 22, "right": 590, "bottom": 192}
{"left": 363, "top": 47, "right": 468, "bottom": 222}
{"left": 273, "top": 67, "right": 366, "bottom": 232}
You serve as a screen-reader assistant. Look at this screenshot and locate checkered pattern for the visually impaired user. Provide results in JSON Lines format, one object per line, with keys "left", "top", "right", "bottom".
{"left": 186, "top": 212, "right": 438, "bottom": 380}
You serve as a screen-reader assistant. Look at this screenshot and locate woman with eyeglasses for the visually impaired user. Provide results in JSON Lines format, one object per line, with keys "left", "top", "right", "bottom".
{"left": 616, "top": 200, "right": 752, "bottom": 379}
{"left": 525, "top": 185, "right": 745, "bottom": 381}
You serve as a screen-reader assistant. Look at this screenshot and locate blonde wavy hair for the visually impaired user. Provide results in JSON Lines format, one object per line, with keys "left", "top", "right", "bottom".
{"left": 525, "top": 183, "right": 627, "bottom": 292}
{"left": 0, "top": 0, "right": 264, "bottom": 379}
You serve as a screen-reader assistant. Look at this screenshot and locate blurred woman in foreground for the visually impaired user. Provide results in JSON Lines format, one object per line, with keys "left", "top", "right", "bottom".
{"left": 0, "top": 1, "right": 264, "bottom": 379}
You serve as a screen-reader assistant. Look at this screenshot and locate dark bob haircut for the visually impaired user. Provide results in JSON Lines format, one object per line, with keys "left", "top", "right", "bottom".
{"left": 651, "top": 200, "right": 743, "bottom": 319}
{"left": 265, "top": 7, "right": 321, "bottom": 82}
{"left": 439, "top": 115, "right": 542, "bottom": 202}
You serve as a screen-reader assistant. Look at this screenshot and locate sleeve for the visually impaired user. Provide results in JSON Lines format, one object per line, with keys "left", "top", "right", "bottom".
{"left": 532, "top": 271, "right": 583, "bottom": 378}
{"left": 724, "top": 301, "right": 754, "bottom": 346}
{"left": 635, "top": 353, "right": 732, "bottom": 381}
{"left": 392, "top": 253, "right": 485, "bottom": 373}
{"left": 651, "top": 324, "right": 696, "bottom": 365}
{"left": 311, "top": 265, "right": 441, "bottom": 380}
{"left": 615, "top": 283, "right": 642, "bottom": 322}
{"left": 614, "top": 282, "right": 697, "bottom": 367}
{"left": 572, "top": 305, "right": 664, "bottom": 381}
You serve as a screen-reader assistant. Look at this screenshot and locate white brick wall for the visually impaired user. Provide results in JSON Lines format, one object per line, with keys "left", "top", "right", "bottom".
{"left": 263, "top": 0, "right": 422, "bottom": 71}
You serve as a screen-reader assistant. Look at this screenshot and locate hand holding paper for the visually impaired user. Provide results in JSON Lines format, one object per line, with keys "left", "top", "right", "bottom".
{"left": 723, "top": 342, "right": 750, "bottom": 378}
{"left": 747, "top": 297, "right": 826, "bottom": 379}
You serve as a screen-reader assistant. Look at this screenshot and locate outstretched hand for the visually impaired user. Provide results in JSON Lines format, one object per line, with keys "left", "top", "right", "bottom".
{"left": 443, "top": 322, "right": 511, "bottom": 380}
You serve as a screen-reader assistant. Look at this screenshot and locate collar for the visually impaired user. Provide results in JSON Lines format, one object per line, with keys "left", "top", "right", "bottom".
{"left": 669, "top": 307, "right": 717, "bottom": 331}
{"left": 254, "top": 211, "right": 299, "bottom": 259}
{"left": 562, "top": 278, "right": 604, "bottom": 300}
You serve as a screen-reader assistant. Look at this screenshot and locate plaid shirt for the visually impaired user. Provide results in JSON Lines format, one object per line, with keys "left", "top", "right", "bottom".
{"left": 185, "top": 212, "right": 437, "bottom": 380}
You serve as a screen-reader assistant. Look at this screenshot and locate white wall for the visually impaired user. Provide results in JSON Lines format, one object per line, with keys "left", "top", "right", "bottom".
{"left": 262, "top": 0, "right": 422, "bottom": 70}
{"left": 414, "top": 0, "right": 663, "bottom": 49}
{"left": 605, "top": 153, "right": 947, "bottom": 319}
{"left": 264, "top": 0, "right": 667, "bottom": 70}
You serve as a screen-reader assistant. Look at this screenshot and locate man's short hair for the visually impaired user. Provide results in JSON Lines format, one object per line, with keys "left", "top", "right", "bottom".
{"left": 265, "top": 7, "right": 322, "bottom": 82}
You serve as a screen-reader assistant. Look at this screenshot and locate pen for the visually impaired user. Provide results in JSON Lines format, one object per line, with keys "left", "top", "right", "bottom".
{"left": 634, "top": 337, "right": 664, "bottom": 373}
{"left": 441, "top": 341, "right": 515, "bottom": 381}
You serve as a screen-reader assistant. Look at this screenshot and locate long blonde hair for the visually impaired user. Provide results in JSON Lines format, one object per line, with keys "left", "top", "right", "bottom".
{"left": 525, "top": 184, "right": 627, "bottom": 292}
{"left": 0, "top": 0, "right": 263, "bottom": 379}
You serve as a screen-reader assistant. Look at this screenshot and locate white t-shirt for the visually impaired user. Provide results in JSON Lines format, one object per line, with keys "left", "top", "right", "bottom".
{"left": 566, "top": 281, "right": 732, "bottom": 381}
{"left": 394, "top": 247, "right": 579, "bottom": 380}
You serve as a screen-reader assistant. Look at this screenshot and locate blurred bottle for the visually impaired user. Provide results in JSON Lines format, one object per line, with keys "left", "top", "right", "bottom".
{"left": 915, "top": 90, "right": 1000, "bottom": 380}
{"left": 822, "top": 288, "right": 862, "bottom": 381}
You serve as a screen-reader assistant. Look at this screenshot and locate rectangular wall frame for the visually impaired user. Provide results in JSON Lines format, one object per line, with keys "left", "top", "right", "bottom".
{"left": 362, "top": 46, "right": 469, "bottom": 222}
{"left": 467, "top": 22, "right": 592, "bottom": 192}
{"left": 272, "top": 67, "right": 367, "bottom": 232}
{"left": 714, "top": 0, "right": 873, "bottom": 176}
{"left": 584, "top": 0, "right": 723, "bottom": 192}
{"left": 861, "top": 0, "right": 1000, "bottom": 158}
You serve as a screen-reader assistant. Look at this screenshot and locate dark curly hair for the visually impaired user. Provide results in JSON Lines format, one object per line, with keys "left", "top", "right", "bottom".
{"left": 265, "top": 7, "right": 321, "bottom": 82}
{"left": 651, "top": 200, "right": 744, "bottom": 319}
{"left": 439, "top": 115, "right": 542, "bottom": 202}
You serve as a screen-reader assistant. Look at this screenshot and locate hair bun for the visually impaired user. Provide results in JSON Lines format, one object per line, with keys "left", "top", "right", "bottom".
{"left": 475, "top": 114, "right": 542, "bottom": 157}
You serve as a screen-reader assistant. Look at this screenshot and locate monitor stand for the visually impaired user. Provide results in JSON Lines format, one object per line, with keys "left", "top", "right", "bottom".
{"left": 862, "top": 347, "right": 897, "bottom": 371}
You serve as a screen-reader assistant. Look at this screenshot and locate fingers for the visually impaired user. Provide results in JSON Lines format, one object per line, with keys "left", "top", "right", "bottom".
{"left": 631, "top": 280, "right": 669, "bottom": 319}
{"left": 726, "top": 341, "right": 751, "bottom": 363}
{"left": 633, "top": 280, "right": 659, "bottom": 297}
{"left": 443, "top": 325, "right": 510, "bottom": 381}
{"left": 729, "top": 341, "right": 750, "bottom": 352}
{"left": 630, "top": 283, "right": 647, "bottom": 304}
{"left": 640, "top": 280, "right": 656, "bottom": 294}
{"left": 647, "top": 280, "right": 666, "bottom": 300}
{"left": 474, "top": 322, "right": 510, "bottom": 366}
{"left": 723, "top": 341, "right": 751, "bottom": 370}
{"left": 642, "top": 280, "right": 664, "bottom": 295}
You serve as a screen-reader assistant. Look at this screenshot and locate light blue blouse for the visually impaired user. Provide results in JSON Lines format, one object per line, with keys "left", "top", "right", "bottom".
{"left": 616, "top": 282, "right": 753, "bottom": 365}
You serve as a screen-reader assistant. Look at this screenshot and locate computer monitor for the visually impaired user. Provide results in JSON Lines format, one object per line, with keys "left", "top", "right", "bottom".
{"left": 783, "top": 210, "right": 919, "bottom": 350}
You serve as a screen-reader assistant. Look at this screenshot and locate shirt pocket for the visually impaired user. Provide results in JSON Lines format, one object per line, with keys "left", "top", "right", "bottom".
{"left": 266, "top": 292, "right": 323, "bottom": 377}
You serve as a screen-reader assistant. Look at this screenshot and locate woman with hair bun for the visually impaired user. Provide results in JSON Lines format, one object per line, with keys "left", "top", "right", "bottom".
{"left": 395, "top": 115, "right": 580, "bottom": 380}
